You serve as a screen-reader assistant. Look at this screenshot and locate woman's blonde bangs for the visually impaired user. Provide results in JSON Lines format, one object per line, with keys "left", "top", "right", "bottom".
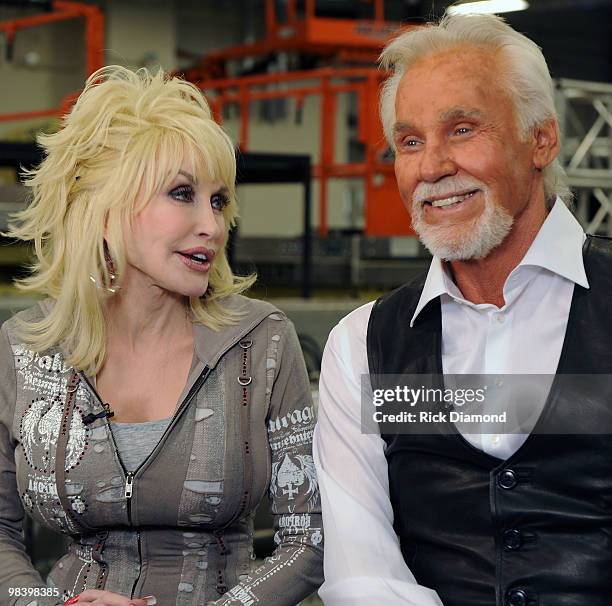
{"left": 5, "top": 65, "right": 255, "bottom": 374}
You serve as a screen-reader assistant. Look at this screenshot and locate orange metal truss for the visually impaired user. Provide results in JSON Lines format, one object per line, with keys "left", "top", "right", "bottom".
{"left": 185, "top": 0, "right": 403, "bottom": 84}
{"left": 0, "top": 0, "right": 415, "bottom": 237}
{"left": 189, "top": 0, "right": 417, "bottom": 237}
{"left": 200, "top": 65, "right": 414, "bottom": 237}
{"left": 0, "top": 0, "right": 104, "bottom": 124}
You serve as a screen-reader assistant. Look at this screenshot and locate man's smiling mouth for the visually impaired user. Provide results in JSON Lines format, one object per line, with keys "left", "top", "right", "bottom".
{"left": 424, "top": 190, "right": 480, "bottom": 209}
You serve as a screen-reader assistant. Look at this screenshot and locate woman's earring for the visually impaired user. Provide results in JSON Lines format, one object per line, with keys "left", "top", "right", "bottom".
{"left": 89, "top": 245, "right": 120, "bottom": 293}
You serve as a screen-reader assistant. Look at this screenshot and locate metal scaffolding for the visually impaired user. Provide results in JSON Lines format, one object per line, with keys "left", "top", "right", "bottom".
{"left": 557, "top": 79, "right": 612, "bottom": 235}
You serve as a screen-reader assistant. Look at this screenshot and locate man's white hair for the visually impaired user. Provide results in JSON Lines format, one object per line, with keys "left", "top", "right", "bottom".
{"left": 379, "top": 13, "right": 572, "bottom": 205}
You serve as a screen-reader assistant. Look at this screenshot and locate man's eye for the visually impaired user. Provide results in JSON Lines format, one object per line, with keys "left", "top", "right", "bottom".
{"left": 454, "top": 126, "right": 471, "bottom": 135}
{"left": 170, "top": 185, "right": 195, "bottom": 202}
{"left": 211, "top": 192, "right": 230, "bottom": 211}
{"left": 400, "top": 138, "right": 420, "bottom": 149}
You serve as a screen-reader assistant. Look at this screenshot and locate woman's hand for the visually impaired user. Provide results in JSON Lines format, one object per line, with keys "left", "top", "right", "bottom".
{"left": 65, "top": 590, "right": 155, "bottom": 606}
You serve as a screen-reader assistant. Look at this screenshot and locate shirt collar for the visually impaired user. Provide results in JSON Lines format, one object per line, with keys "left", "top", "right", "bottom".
{"left": 518, "top": 198, "right": 588, "bottom": 288}
{"left": 409, "top": 198, "right": 589, "bottom": 327}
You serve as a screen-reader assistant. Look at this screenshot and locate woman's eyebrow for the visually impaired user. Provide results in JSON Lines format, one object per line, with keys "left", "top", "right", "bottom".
{"left": 178, "top": 169, "right": 197, "bottom": 184}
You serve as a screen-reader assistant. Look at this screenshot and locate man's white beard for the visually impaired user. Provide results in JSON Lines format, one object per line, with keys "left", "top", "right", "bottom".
{"left": 411, "top": 178, "right": 514, "bottom": 261}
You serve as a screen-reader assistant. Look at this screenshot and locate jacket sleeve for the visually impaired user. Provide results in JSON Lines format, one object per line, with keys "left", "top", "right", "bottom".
{"left": 313, "top": 309, "right": 444, "bottom": 606}
{"left": 0, "top": 322, "right": 62, "bottom": 606}
{"left": 212, "top": 317, "right": 323, "bottom": 605}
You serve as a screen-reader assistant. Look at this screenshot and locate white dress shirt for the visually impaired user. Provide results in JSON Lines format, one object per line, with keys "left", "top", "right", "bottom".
{"left": 313, "top": 200, "right": 589, "bottom": 605}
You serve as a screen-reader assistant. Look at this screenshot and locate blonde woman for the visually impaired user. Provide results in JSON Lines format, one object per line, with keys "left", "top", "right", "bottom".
{"left": 0, "top": 67, "right": 322, "bottom": 606}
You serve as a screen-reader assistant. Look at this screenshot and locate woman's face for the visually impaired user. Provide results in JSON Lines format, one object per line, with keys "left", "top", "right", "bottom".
{"left": 122, "top": 167, "right": 228, "bottom": 299}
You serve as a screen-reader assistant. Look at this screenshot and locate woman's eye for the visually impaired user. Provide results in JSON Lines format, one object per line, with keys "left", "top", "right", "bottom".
{"left": 170, "top": 185, "right": 195, "bottom": 202}
{"left": 211, "top": 192, "right": 230, "bottom": 211}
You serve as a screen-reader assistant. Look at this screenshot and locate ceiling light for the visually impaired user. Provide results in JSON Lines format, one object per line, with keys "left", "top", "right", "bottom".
{"left": 448, "top": 0, "right": 529, "bottom": 15}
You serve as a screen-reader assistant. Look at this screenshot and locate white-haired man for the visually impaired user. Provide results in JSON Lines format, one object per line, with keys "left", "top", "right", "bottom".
{"left": 314, "top": 12, "right": 612, "bottom": 606}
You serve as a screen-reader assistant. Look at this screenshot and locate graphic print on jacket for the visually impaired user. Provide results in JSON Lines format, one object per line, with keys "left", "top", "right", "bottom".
{"left": 14, "top": 346, "right": 93, "bottom": 535}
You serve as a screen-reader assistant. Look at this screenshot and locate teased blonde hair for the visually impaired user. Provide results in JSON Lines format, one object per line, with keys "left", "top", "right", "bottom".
{"left": 380, "top": 13, "right": 572, "bottom": 205}
{"left": 6, "top": 65, "right": 255, "bottom": 374}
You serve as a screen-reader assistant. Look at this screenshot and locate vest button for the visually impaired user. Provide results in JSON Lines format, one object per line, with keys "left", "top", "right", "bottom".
{"left": 503, "top": 528, "right": 523, "bottom": 550}
{"left": 498, "top": 469, "right": 518, "bottom": 489}
{"left": 506, "top": 589, "right": 528, "bottom": 606}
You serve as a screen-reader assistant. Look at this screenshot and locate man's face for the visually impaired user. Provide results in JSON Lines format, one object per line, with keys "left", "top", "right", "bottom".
{"left": 393, "top": 46, "right": 541, "bottom": 261}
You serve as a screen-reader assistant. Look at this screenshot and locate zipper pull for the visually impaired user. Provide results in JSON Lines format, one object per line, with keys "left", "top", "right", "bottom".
{"left": 124, "top": 473, "right": 134, "bottom": 500}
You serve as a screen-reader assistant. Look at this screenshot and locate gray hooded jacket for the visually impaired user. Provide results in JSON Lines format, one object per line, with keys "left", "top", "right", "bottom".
{"left": 0, "top": 295, "right": 323, "bottom": 606}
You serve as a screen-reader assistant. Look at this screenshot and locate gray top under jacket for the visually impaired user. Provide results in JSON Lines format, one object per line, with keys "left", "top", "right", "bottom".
{"left": 110, "top": 418, "right": 172, "bottom": 472}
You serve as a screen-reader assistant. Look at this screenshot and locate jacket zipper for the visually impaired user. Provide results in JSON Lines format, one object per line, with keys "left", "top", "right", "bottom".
{"left": 78, "top": 365, "right": 212, "bottom": 597}
{"left": 124, "top": 473, "right": 134, "bottom": 499}
{"left": 74, "top": 309, "right": 270, "bottom": 592}
{"left": 79, "top": 366, "right": 211, "bottom": 500}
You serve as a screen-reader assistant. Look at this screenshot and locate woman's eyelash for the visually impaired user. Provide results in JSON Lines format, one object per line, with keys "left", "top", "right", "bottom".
{"left": 170, "top": 185, "right": 195, "bottom": 201}
{"left": 211, "top": 192, "right": 230, "bottom": 211}
{"left": 169, "top": 185, "right": 229, "bottom": 210}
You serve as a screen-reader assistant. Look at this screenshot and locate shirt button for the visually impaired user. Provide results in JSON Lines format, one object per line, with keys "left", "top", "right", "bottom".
{"left": 497, "top": 314, "right": 506, "bottom": 324}
{"left": 498, "top": 469, "right": 518, "bottom": 490}
{"left": 506, "top": 589, "right": 528, "bottom": 606}
{"left": 503, "top": 529, "right": 523, "bottom": 550}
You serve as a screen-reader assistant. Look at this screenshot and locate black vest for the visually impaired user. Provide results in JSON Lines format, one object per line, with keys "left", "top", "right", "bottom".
{"left": 367, "top": 235, "right": 612, "bottom": 606}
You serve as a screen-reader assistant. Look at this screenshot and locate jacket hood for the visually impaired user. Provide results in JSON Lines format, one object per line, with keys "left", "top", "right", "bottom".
{"left": 193, "top": 294, "right": 281, "bottom": 367}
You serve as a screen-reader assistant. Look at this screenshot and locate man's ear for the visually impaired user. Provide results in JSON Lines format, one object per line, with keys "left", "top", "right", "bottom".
{"left": 532, "top": 119, "right": 560, "bottom": 170}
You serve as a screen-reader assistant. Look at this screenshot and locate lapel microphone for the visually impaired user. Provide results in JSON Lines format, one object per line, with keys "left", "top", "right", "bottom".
{"left": 83, "top": 403, "right": 115, "bottom": 425}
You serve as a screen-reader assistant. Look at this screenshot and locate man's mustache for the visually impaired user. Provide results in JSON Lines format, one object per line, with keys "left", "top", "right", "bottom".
{"left": 412, "top": 177, "right": 487, "bottom": 207}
